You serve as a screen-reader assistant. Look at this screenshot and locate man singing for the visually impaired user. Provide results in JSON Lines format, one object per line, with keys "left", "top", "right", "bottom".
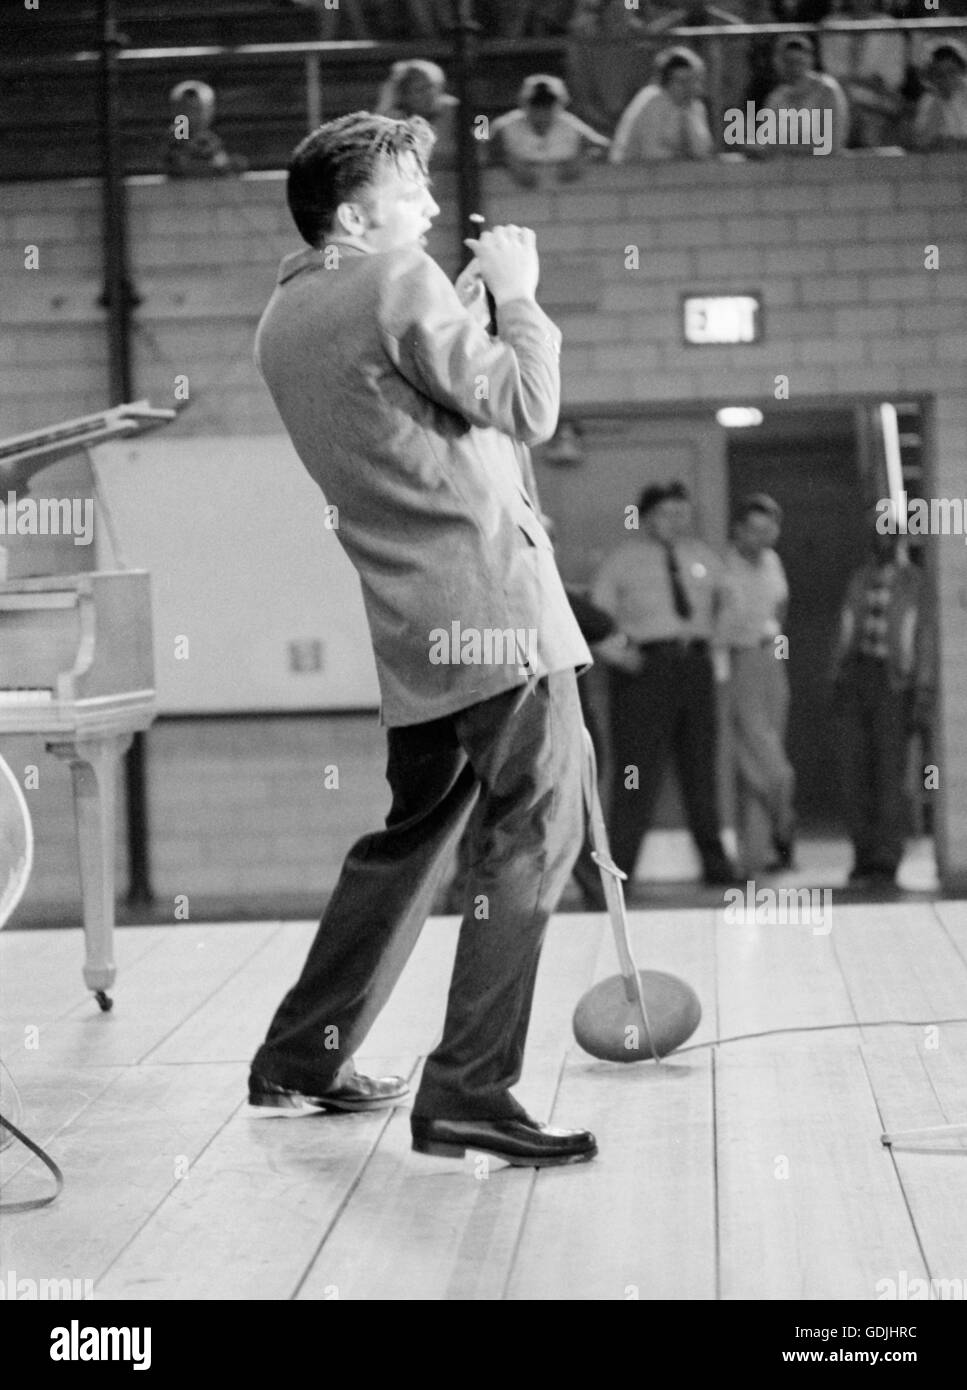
{"left": 247, "top": 112, "right": 596, "bottom": 1167}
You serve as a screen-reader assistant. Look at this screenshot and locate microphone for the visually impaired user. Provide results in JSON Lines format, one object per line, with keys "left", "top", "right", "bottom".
{"left": 468, "top": 212, "right": 497, "bottom": 335}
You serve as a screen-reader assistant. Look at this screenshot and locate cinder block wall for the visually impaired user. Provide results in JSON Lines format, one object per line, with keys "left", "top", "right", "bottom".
{"left": 2, "top": 153, "right": 965, "bottom": 903}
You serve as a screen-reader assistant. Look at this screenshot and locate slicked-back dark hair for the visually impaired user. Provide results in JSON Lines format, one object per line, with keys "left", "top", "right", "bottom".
{"left": 286, "top": 111, "right": 435, "bottom": 247}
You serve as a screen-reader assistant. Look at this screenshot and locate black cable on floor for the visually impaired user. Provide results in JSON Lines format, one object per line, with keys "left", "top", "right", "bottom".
{"left": 0, "top": 1111, "right": 65, "bottom": 1213}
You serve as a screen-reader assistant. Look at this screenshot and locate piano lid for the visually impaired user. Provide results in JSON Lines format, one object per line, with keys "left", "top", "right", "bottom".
{"left": 0, "top": 402, "right": 178, "bottom": 479}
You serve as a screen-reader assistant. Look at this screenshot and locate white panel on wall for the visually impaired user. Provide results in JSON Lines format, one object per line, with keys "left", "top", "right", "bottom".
{"left": 91, "top": 434, "right": 379, "bottom": 714}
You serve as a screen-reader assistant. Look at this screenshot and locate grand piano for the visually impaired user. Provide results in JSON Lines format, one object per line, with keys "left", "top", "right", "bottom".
{"left": 0, "top": 403, "right": 174, "bottom": 1009}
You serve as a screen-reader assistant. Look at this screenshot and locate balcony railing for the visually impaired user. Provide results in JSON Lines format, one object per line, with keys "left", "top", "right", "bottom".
{"left": 2, "top": 19, "right": 965, "bottom": 180}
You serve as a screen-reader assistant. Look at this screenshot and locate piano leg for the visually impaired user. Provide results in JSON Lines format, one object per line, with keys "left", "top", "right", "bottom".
{"left": 48, "top": 734, "right": 133, "bottom": 1011}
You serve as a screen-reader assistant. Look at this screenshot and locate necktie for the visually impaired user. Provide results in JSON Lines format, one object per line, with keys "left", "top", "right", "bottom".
{"left": 664, "top": 543, "right": 693, "bottom": 621}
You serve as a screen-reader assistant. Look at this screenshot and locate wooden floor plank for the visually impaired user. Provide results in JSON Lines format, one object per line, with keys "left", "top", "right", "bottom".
{"left": 295, "top": 920, "right": 604, "bottom": 1300}
{"left": 505, "top": 1051, "right": 716, "bottom": 1300}
{"left": 717, "top": 1044, "right": 928, "bottom": 1300}
{"left": 833, "top": 903, "right": 967, "bottom": 1024}
{"left": 2, "top": 903, "right": 963, "bottom": 1301}
{"left": 0, "top": 1063, "right": 243, "bottom": 1287}
{"left": 624, "top": 907, "right": 718, "bottom": 1051}
{"left": 296, "top": 1051, "right": 563, "bottom": 1302}
{"left": 143, "top": 921, "right": 310, "bottom": 1065}
{"left": 0, "top": 1065, "right": 119, "bottom": 1189}
{"left": 0, "top": 927, "right": 171, "bottom": 1033}
{"left": 96, "top": 1055, "right": 415, "bottom": 1301}
{"left": 516, "top": 912, "right": 606, "bottom": 1053}
{"left": 354, "top": 918, "right": 460, "bottom": 1059}
{"left": 861, "top": 1026, "right": 967, "bottom": 1293}
{"left": 933, "top": 900, "right": 967, "bottom": 963}
{"left": 503, "top": 912, "right": 718, "bottom": 1300}
{"left": 714, "top": 900, "right": 855, "bottom": 1043}
{"left": 3, "top": 924, "right": 281, "bottom": 1071}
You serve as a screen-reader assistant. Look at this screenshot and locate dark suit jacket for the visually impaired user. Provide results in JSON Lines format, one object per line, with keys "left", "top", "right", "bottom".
{"left": 255, "top": 239, "right": 590, "bottom": 725}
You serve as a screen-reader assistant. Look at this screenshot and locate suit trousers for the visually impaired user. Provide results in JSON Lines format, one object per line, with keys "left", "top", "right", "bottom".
{"left": 253, "top": 670, "right": 585, "bottom": 1121}
{"left": 445, "top": 672, "right": 607, "bottom": 913}
{"left": 606, "top": 641, "right": 730, "bottom": 881}
{"left": 836, "top": 654, "right": 910, "bottom": 875}
{"left": 726, "top": 645, "right": 795, "bottom": 876}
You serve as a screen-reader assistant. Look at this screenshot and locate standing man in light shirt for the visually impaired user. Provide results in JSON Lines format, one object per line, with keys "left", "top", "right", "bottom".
{"left": 609, "top": 47, "right": 714, "bottom": 163}
{"left": 716, "top": 494, "right": 796, "bottom": 879}
{"left": 592, "top": 482, "right": 738, "bottom": 888}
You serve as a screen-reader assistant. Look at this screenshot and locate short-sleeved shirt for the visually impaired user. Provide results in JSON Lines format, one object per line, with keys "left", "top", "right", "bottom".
{"left": 716, "top": 546, "right": 788, "bottom": 649}
{"left": 592, "top": 536, "right": 722, "bottom": 643}
{"left": 915, "top": 87, "right": 967, "bottom": 143}
{"left": 609, "top": 86, "right": 714, "bottom": 163}
{"left": 764, "top": 72, "right": 849, "bottom": 152}
{"left": 491, "top": 108, "right": 609, "bottom": 164}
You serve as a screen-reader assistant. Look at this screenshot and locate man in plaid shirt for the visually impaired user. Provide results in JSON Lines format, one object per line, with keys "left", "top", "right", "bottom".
{"left": 830, "top": 512, "right": 935, "bottom": 889}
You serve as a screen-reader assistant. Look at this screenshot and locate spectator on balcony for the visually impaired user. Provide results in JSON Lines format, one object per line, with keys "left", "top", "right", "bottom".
{"left": 610, "top": 47, "right": 715, "bottom": 162}
{"left": 761, "top": 35, "right": 850, "bottom": 155}
{"left": 911, "top": 41, "right": 967, "bottom": 150}
{"left": 743, "top": 0, "right": 833, "bottom": 108}
{"left": 375, "top": 60, "right": 458, "bottom": 163}
{"left": 490, "top": 75, "right": 611, "bottom": 187}
{"left": 165, "top": 81, "right": 247, "bottom": 179}
{"left": 819, "top": 0, "right": 907, "bottom": 147}
{"left": 649, "top": 1, "right": 746, "bottom": 118}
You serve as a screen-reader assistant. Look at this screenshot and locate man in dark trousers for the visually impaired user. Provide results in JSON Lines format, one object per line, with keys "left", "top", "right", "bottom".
{"left": 592, "top": 482, "right": 737, "bottom": 888}
{"left": 830, "top": 514, "right": 935, "bottom": 889}
{"left": 248, "top": 112, "right": 595, "bottom": 1167}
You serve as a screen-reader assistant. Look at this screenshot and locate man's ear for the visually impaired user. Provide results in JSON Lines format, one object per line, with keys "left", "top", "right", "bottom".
{"left": 333, "top": 200, "right": 367, "bottom": 237}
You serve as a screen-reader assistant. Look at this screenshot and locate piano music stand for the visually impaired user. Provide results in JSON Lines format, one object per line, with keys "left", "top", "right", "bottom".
{"left": 0, "top": 403, "right": 174, "bottom": 1009}
{"left": 0, "top": 402, "right": 175, "bottom": 566}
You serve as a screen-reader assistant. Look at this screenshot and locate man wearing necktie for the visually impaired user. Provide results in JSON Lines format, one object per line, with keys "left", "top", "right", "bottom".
{"left": 592, "top": 481, "right": 737, "bottom": 888}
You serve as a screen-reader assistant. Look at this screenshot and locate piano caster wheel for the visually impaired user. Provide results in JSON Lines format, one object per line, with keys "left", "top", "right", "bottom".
{"left": 94, "top": 990, "right": 113, "bottom": 1013}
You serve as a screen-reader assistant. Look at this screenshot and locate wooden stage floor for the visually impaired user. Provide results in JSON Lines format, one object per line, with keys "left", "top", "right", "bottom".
{"left": 2, "top": 902, "right": 966, "bottom": 1301}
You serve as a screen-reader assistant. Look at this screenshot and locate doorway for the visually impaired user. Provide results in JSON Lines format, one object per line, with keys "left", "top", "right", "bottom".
{"left": 727, "top": 407, "right": 864, "bottom": 829}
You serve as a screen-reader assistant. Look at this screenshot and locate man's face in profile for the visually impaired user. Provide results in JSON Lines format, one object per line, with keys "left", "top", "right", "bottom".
{"left": 525, "top": 99, "right": 558, "bottom": 136}
{"left": 780, "top": 44, "right": 811, "bottom": 85}
{"left": 644, "top": 499, "right": 679, "bottom": 545}
{"left": 173, "top": 89, "right": 212, "bottom": 133}
{"left": 356, "top": 152, "right": 440, "bottom": 253}
{"left": 933, "top": 55, "right": 966, "bottom": 99}
{"left": 400, "top": 72, "right": 439, "bottom": 119}
{"left": 666, "top": 66, "right": 699, "bottom": 107}
{"left": 736, "top": 510, "right": 779, "bottom": 557}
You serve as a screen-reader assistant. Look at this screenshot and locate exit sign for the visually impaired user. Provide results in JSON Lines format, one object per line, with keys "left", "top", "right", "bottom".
{"left": 683, "top": 293, "right": 762, "bottom": 345}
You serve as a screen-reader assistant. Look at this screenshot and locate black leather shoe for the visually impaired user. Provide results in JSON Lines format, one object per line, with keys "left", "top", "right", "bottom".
{"left": 703, "top": 870, "right": 746, "bottom": 888}
{"left": 248, "top": 1069, "right": 409, "bottom": 1115}
{"left": 701, "top": 851, "right": 743, "bottom": 886}
{"left": 766, "top": 837, "right": 796, "bottom": 873}
{"left": 411, "top": 1115, "right": 597, "bottom": 1167}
